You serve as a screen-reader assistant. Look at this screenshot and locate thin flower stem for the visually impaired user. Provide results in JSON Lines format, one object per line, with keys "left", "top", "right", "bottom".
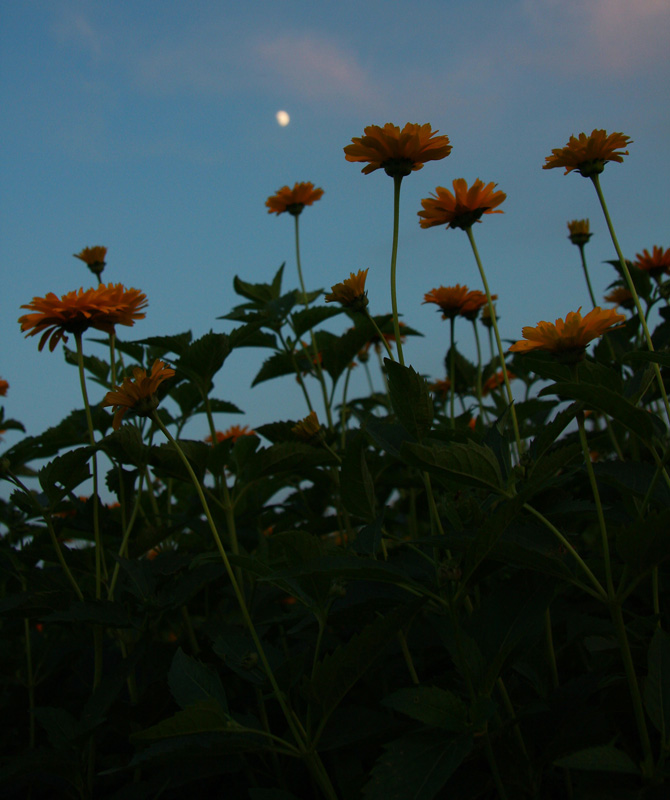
{"left": 465, "top": 227, "right": 523, "bottom": 456}
{"left": 279, "top": 330, "right": 314, "bottom": 413}
{"left": 108, "top": 471, "right": 146, "bottom": 601}
{"left": 472, "top": 320, "right": 487, "bottom": 422}
{"left": 340, "top": 364, "right": 354, "bottom": 449}
{"left": 364, "top": 311, "right": 395, "bottom": 361}
{"left": 389, "top": 175, "right": 406, "bottom": 365}
{"left": 578, "top": 244, "right": 598, "bottom": 308}
{"left": 397, "top": 629, "right": 420, "bottom": 685}
{"left": 522, "top": 502, "right": 607, "bottom": 600}
{"left": 545, "top": 608, "right": 559, "bottom": 690}
{"left": 74, "top": 333, "right": 106, "bottom": 597}
{"left": 109, "top": 331, "right": 117, "bottom": 389}
{"left": 294, "top": 214, "right": 308, "bottom": 303}
{"left": 449, "top": 316, "right": 456, "bottom": 427}
{"left": 591, "top": 173, "right": 670, "bottom": 426}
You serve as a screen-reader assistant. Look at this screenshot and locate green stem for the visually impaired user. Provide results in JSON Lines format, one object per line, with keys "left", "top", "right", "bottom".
{"left": 449, "top": 316, "right": 456, "bottom": 427}
{"left": 389, "top": 175, "right": 406, "bottom": 365}
{"left": 365, "top": 311, "right": 395, "bottom": 361}
{"left": 545, "top": 608, "right": 559, "bottom": 690}
{"left": 577, "top": 243, "right": 598, "bottom": 308}
{"left": 465, "top": 227, "right": 523, "bottom": 456}
{"left": 398, "top": 629, "right": 420, "bottom": 685}
{"left": 591, "top": 173, "right": 670, "bottom": 426}
{"left": 108, "top": 471, "right": 146, "bottom": 601}
{"left": 472, "top": 319, "right": 487, "bottom": 423}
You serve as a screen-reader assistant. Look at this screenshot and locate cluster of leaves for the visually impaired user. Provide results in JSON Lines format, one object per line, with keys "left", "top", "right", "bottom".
{"left": 1, "top": 261, "right": 670, "bottom": 800}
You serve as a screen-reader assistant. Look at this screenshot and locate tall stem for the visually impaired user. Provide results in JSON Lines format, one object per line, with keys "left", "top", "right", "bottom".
{"left": 389, "top": 175, "right": 406, "bottom": 365}
{"left": 465, "top": 227, "right": 523, "bottom": 456}
{"left": 577, "top": 244, "right": 598, "bottom": 308}
{"left": 449, "top": 316, "right": 456, "bottom": 427}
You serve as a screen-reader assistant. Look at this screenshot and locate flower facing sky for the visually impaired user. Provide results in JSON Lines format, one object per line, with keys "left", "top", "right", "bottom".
{"left": 344, "top": 123, "right": 452, "bottom": 178}
{"left": 19, "top": 284, "right": 148, "bottom": 351}
{"left": 418, "top": 179, "right": 506, "bottom": 231}
{"left": 102, "top": 360, "right": 175, "bottom": 430}
{"left": 460, "top": 290, "right": 496, "bottom": 321}
{"left": 324, "top": 269, "right": 369, "bottom": 311}
{"left": 423, "top": 285, "right": 470, "bottom": 319}
{"left": 265, "top": 182, "right": 324, "bottom": 216}
{"left": 73, "top": 246, "right": 107, "bottom": 269}
{"left": 567, "top": 219, "right": 592, "bottom": 246}
{"left": 206, "top": 425, "right": 256, "bottom": 444}
{"left": 634, "top": 246, "right": 670, "bottom": 278}
{"left": 543, "top": 130, "right": 632, "bottom": 177}
{"left": 509, "top": 307, "right": 626, "bottom": 360}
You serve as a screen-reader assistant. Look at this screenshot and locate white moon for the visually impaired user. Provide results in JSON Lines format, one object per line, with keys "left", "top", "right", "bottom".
{"left": 276, "top": 110, "right": 290, "bottom": 127}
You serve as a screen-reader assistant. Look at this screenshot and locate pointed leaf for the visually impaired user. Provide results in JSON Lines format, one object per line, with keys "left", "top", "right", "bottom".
{"left": 402, "top": 439, "right": 503, "bottom": 491}
{"left": 168, "top": 648, "right": 228, "bottom": 712}
{"left": 340, "top": 433, "right": 376, "bottom": 522}
{"left": 554, "top": 745, "right": 639, "bottom": 774}
{"left": 175, "top": 331, "right": 231, "bottom": 392}
{"left": 131, "top": 700, "right": 232, "bottom": 742}
{"left": 382, "top": 687, "right": 468, "bottom": 732}
{"left": 38, "top": 447, "right": 93, "bottom": 505}
{"left": 291, "top": 305, "right": 343, "bottom": 339}
{"left": 386, "top": 360, "right": 433, "bottom": 441}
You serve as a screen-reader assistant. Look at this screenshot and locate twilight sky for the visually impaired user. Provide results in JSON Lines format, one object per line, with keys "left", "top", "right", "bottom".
{"left": 1, "top": 0, "right": 669, "bottom": 458}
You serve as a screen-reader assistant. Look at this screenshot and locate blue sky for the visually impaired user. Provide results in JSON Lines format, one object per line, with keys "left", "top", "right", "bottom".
{"left": 2, "top": 0, "right": 669, "bottom": 458}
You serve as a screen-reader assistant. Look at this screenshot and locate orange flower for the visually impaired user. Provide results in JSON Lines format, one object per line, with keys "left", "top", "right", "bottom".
{"left": 206, "top": 425, "right": 256, "bottom": 444}
{"left": 482, "top": 370, "right": 516, "bottom": 396}
{"left": 509, "top": 307, "right": 626, "bottom": 361}
{"left": 634, "top": 246, "right": 670, "bottom": 278}
{"left": 567, "top": 219, "right": 592, "bottom": 246}
{"left": 19, "top": 284, "right": 148, "bottom": 352}
{"left": 266, "top": 182, "right": 324, "bottom": 216}
{"left": 73, "top": 246, "right": 107, "bottom": 276}
{"left": 325, "top": 269, "right": 369, "bottom": 311}
{"left": 344, "top": 123, "right": 452, "bottom": 178}
{"left": 418, "top": 179, "right": 506, "bottom": 231}
{"left": 480, "top": 303, "right": 497, "bottom": 328}
{"left": 291, "top": 410, "right": 322, "bottom": 442}
{"left": 423, "top": 285, "right": 470, "bottom": 319}
{"left": 543, "top": 130, "right": 632, "bottom": 177}
{"left": 0, "top": 378, "right": 8, "bottom": 397}
{"left": 460, "top": 290, "right": 496, "bottom": 321}
{"left": 604, "top": 286, "right": 634, "bottom": 310}
{"left": 102, "top": 360, "right": 175, "bottom": 430}
{"left": 429, "top": 378, "right": 452, "bottom": 400}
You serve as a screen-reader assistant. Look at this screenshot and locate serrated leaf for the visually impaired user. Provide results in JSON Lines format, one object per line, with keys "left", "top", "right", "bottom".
{"left": 150, "top": 439, "right": 209, "bottom": 483}
{"left": 386, "top": 360, "right": 433, "bottom": 441}
{"left": 131, "top": 700, "right": 232, "bottom": 742}
{"left": 133, "top": 331, "right": 193, "bottom": 356}
{"left": 644, "top": 627, "right": 670, "bottom": 743}
{"left": 290, "top": 305, "right": 343, "bottom": 339}
{"left": 402, "top": 439, "right": 503, "bottom": 491}
{"left": 382, "top": 686, "right": 468, "bottom": 732}
{"left": 252, "top": 351, "right": 297, "bottom": 386}
{"left": 363, "top": 731, "right": 472, "bottom": 800}
{"left": 554, "top": 744, "right": 639, "bottom": 774}
{"left": 168, "top": 648, "right": 228, "bottom": 712}
{"left": 63, "top": 346, "right": 109, "bottom": 385}
{"left": 38, "top": 447, "right": 93, "bottom": 505}
{"left": 100, "top": 425, "right": 148, "bottom": 466}
{"left": 340, "top": 433, "right": 376, "bottom": 522}
{"left": 175, "top": 331, "right": 231, "bottom": 393}
{"left": 243, "top": 441, "right": 337, "bottom": 480}
{"left": 233, "top": 264, "right": 284, "bottom": 303}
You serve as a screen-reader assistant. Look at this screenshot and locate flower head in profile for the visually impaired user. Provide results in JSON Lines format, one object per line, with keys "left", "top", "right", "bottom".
{"left": 325, "top": 269, "right": 369, "bottom": 311}
{"left": 266, "top": 182, "right": 324, "bottom": 216}
{"left": 567, "top": 219, "right": 592, "bottom": 246}
{"left": 418, "top": 179, "right": 506, "bottom": 231}
{"left": 460, "top": 290, "right": 497, "bottom": 321}
{"left": 206, "top": 425, "right": 256, "bottom": 444}
{"left": 102, "top": 360, "right": 175, "bottom": 430}
{"left": 509, "top": 307, "right": 626, "bottom": 362}
{"left": 543, "top": 130, "right": 632, "bottom": 177}
{"left": 482, "top": 369, "right": 516, "bottom": 396}
{"left": 480, "top": 303, "right": 497, "bottom": 329}
{"left": 429, "top": 378, "right": 452, "bottom": 400}
{"left": 0, "top": 378, "right": 8, "bottom": 397}
{"left": 634, "top": 246, "right": 670, "bottom": 279}
{"left": 19, "top": 284, "right": 148, "bottom": 351}
{"left": 604, "top": 286, "right": 635, "bottom": 310}
{"left": 423, "top": 285, "right": 470, "bottom": 319}
{"left": 74, "top": 246, "right": 107, "bottom": 277}
{"left": 344, "top": 123, "right": 452, "bottom": 178}
{"left": 291, "top": 410, "right": 323, "bottom": 443}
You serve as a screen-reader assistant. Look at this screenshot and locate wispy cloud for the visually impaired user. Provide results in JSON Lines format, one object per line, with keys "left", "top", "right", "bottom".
{"left": 51, "top": 9, "right": 103, "bottom": 59}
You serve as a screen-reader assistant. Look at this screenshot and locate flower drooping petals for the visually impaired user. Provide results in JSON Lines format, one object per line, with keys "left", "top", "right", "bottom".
{"left": 102, "top": 360, "right": 175, "bottom": 430}
{"left": 325, "top": 269, "right": 369, "bottom": 311}
{"left": 543, "top": 130, "right": 632, "bottom": 177}
{"left": 266, "top": 182, "right": 324, "bottom": 216}
{"left": 344, "top": 123, "right": 452, "bottom": 178}
{"left": 419, "top": 179, "right": 506, "bottom": 231}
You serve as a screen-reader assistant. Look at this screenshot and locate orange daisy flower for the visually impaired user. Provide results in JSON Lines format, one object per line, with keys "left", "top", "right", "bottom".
{"left": 19, "top": 284, "right": 148, "bottom": 352}
{"left": 102, "top": 360, "right": 175, "bottom": 430}
{"left": 73, "top": 246, "right": 107, "bottom": 275}
{"left": 325, "top": 269, "right": 369, "bottom": 311}
{"left": 509, "top": 307, "right": 626, "bottom": 361}
{"left": 0, "top": 378, "right": 8, "bottom": 397}
{"left": 418, "top": 179, "right": 506, "bottom": 231}
{"left": 344, "top": 123, "right": 452, "bottom": 178}
{"left": 423, "top": 285, "right": 471, "bottom": 319}
{"left": 460, "top": 290, "right": 496, "bottom": 321}
{"left": 482, "top": 369, "right": 516, "bottom": 396}
{"left": 604, "top": 286, "right": 634, "bottom": 310}
{"left": 634, "top": 246, "right": 670, "bottom": 278}
{"left": 543, "top": 130, "right": 632, "bottom": 177}
{"left": 291, "top": 410, "right": 322, "bottom": 443}
{"left": 567, "top": 219, "right": 592, "bottom": 246}
{"left": 429, "top": 378, "right": 452, "bottom": 400}
{"left": 265, "top": 182, "right": 324, "bottom": 216}
{"left": 206, "top": 425, "right": 256, "bottom": 444}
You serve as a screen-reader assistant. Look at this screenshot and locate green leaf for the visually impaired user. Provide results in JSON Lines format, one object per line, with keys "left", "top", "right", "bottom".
{"left": 33, "top": 706, "right": 80, "bottom": 750}
{"left": 385, "top": 360, "right": 433, "bottom": 441}
{"left": 363, "top": 732, "right": 472, "bottom": 800}
{"left": 554, "top": 744, "right": 640, "bottom": 774}
{"left": 228, "top": 325, "right": 277, "bottom": 350}
{"left": 168, "top": 648, "right": 228, "bottom": 712}
{"left": 402, "top": 439, "right": 503, "bottom": 492}
{"left": 382, "top": 686, "right": 468, "bottom": 732}
{"left": 311, "top": 602, "right": 421, "bottom": 733}
{"left": 150, "top": 440, "right": 209, "bottom": 483}
{"left": 252, "top": 351, "right": 298, "bottom": 386}
{"left": 539, "top": 382, "right": 656, "bottom": 441}
{"left": 175, "top": 331, "right": 231, "bottom": 393}
{"left": 243, "top": 441, "right": 337, "bottom": 481}
{"left": 212, "top": 630, "right": 283, "bottom": 686}
{"left": 131, "top": 699, "right": 232, "bottom": 742}
{"left": 63, "top": 346, "right": 109, "bottom": 385}
{"left": 100, "top": 426, "right": 148, "bottom": 467}
{"left": 644, "top": 627, "right": 670, "bottom": 743}
{"left": 44, "top": 600, "right": 133, "bottom": 627}
{"left": 340, "top": 433, "right": 377, "bottom": 522}
{"left": 623, "top": 350, "right": 670, "bottom": 369}
{"left": 291, "top": 305, "right": 343, "bottom": 339}
{"left": 38, "top": 447, "right": 93, "bottom": 505}
{"left": 233, "top": 264, "right": 285, "bottom": 303}
{"left": 133, "top": 331, "right": 193, "bottom": 356}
